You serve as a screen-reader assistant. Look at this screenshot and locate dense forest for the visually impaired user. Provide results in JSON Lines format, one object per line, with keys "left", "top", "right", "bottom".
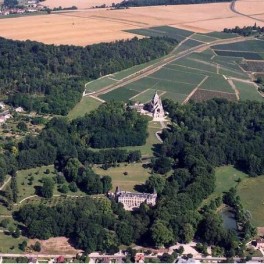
{"left": 115, "top": 0, "right": 231, "bottom": 8}
{"left": 0, "top": 37, "right": 177, "bottom": 115}
{"left": 13, "top": 99, "right": 264, "bottom": 256}
{"left": 0, "top": 102, "right": 147, "bottom": 185}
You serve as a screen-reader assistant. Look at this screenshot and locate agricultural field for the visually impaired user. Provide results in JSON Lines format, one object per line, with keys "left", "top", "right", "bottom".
{"left": 93, "top": 162, "right": 151, "bottom": 192}
{"left": 233, "top": 80, "right": 263, "bottom": 102}
{"left": 67, "top": 96, "right": 102, "bottom": 119}
{"left": 240, "top": 61, "right": 264, "bottom": 73}
{"left": 0, "top": 1, "right": 264, "bottom": 46}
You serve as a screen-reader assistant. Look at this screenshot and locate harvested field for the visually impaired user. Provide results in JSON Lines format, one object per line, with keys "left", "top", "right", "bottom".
{"left": 0, "top": 1, "right": 264, "bottom": 46}
{"left": 190, "top": 88, "right": 237, "bottom": 102}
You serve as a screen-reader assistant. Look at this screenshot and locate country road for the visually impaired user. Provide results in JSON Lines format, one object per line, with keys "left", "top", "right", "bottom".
{"left": 87, "top": 35, "right": 253, "bottom": 98}
{"left": 230, "top": 0, "right": 264, "bottom": 23}
{"left": 0, "top": 176, "right": 11, "bottom": 191}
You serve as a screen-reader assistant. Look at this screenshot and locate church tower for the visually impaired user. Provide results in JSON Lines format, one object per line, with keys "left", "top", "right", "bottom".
{"left": 150, "top": 91, "right": 165, "bottom": 120}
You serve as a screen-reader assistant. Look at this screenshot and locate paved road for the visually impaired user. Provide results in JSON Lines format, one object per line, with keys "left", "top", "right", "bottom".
{"left": 87, "top": 36, "right": 253, "bottom": 98}
{"left": 230, "top": 0, "right": 264, "bottom": 23}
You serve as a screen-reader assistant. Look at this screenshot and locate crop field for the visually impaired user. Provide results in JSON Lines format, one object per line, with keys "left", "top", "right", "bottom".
{"left": 199, "top": 76, "right": 233, "bottom": 93}
{"left": 1, "top": 1, "right": 264, "bottom": 46}
{"left": 240, "top": 61, "right": 264, "bottom": 73}
{"left": 214, "top": 50, "right": 263, "bottom": 60}
{"left": 233, "top": 80, "right": 263, "bottom": 102}
{"left": 67, "top": 96, "right": 102, "bottom": 119}
{"left": 190, "top": 89, "right": 237, "bottom": 102}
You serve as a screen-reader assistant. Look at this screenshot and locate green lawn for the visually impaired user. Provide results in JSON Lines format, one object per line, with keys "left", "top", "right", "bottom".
{"left": 238, "top": 176, "right": 264, "bottom": 227}
{"left": 233, "top": 80, "right": 263, "bottom": 102}
{"left": 93, "top": 162, "right": 151, "bottom": 192}
{"left": 203, "top": 166, "right": 247, "bottom": 205}
{"left": 0, "top": 232, "right": 28, "bottom": 253}
{"left": 123, "top": 121, "right": 163, "bottom": 157}
{"left": 16, "top": 165, "right": 85, "bottom": 203}
{"left": 67, "top": 96, "right": 102, "bottom": 120}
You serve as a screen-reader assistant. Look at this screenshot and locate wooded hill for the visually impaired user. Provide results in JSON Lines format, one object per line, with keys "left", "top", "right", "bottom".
{"left": 0, "top": 37, "right": 177, "bottom": 115}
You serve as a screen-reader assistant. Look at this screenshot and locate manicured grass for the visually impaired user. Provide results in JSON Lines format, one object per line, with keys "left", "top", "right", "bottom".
{"left": 0, "top": 232, "right": 28, "bottom": 253}
{"left": 200, "top": 76, "right": 234, "bottom": 93}
{"left": 238, "top": 176, "right": 264, "bottom": 227}
{"left": 16, "top": 165, "right": 85, "bottom": 203}
{"left": 233, "top": 80, "right": 263, "bottom": 102}
{"left": 212, "top": 40, "right": 264, "bottom": 53}
{"left": 93, "top": 162, "right": 151, "bottom": 192}
{"left": 203, "top": 166, "right": 247, "bottom": 205}
{"left": 67, "top": 96, "right": 102, "bottom": 120}
{"left": 191, "top": 34, "right": 218, "bottom": 43}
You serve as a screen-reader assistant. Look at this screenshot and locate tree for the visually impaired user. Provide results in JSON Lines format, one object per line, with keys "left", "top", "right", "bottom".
{"left": 41, "top": 178, "right": 54, "bottom": 198}
{"left": 18, "top": 240, "right": 27, "bottom": 252}
{"left": 152, "top": 157, "right": 171, "bottom": 174}
{"left": 145, "top": 175, "right": 165, "bottom": 194}
{"left": 17, "top": 121, "right": 28, "bottom": 132}
{"left": 11, "top": 175, "right": 18, "bottom": 203}
{"left": 32, "top": 241, "right": 41, "bottom": 252}
{"left": 68, "top": 182, "right": 78, "bottom": 192}
{"left": 181, "top": 223, "right": 194, "bottom": 243}
{"left": 59, "top": 184, "right": 69, "bottom": 194}
{"left": 150, "top": 220, "right": 174, "bottom": 247}
{"left": 12, "top": 227, "right": 21, "bottom": 238}
{"left": 101, "top": 175, "right": 112, "bottom": 193}
{"left": 159, "top": 253, "right": 175, "bottom": 263}
{"left": 116, "top": 222, "right": 133, "bottom": 246}
{"left": 63, "top": 158, "right": 81, "bottom": 182}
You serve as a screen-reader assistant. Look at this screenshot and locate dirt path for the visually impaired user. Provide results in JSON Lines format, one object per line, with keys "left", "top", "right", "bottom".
{"left": 182, "top": 76, "right": 208, "bottom": 104}
{"left": 89, "top": 94, "right": 105, "bottom": 103}
{"left": 0, "top": 176, "right": 11, "bottom": 191}
{"left": 227, "top": 79, "right": 240, "bottom": 100}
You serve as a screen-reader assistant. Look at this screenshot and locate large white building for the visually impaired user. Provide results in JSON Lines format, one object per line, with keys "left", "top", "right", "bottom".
{"left": 115, "top": 187, "right": 157, "bottom": 211}
{"left": 149, "top": 91, "right": 165, "bottom": 121}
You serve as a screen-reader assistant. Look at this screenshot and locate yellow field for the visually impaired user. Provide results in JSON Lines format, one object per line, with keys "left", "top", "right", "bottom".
{"left": 0, "top": 1, "right": 263, "bottom": 46}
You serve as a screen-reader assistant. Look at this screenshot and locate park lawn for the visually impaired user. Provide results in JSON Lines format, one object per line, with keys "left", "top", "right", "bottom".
{"left": 16, "top": 165, "right": 85, "bottom": 203}
{"left": 202, "top": 166, "right": 247, "bottom": 205}
{"left": 233, "top": 80, "right": 263, "bottom": 102}
{"left": 0, "top": 231, "right": 28, "bottom": 253}
{"left": 67, "top": 96, "right": 102, "bottom": 120}
{"left": 125, "top": 120, "right": 164, "bottom": 157}
{"left": 238, "top": 176, "right": 264, "bottom": 227}
{"left": 93, "top": 162, "right": 151, "bottom": 192}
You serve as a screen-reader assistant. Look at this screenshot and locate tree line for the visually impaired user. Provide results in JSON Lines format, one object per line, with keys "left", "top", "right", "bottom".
{"left": 223, "top": 24, "right": 264, "bottom": 37}
{"left": 0, "top": 36, "right": 177, "bottom": 115}
{"left": 115, "top": 0, "right": 231, "bottom": 8}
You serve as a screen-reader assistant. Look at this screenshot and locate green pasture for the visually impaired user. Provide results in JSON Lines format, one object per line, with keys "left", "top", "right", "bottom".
{"left": 67, "top": 96, "right": 102, "bottom": 119}
{"left": 233, "top": 80, "right": 263, "bottom": 102}
{"left": 0, "top": 232, "right": 28, "bottom": 253}
{"left": 202, "top": 166, "right": 247, "bottom": 205}
{"left": 16, "top": 165, "right": 85, "bottom": 203}
{"left": 238, "top": 176, "right": 264, "bottom": 227}
{"left": 93, "top": 163, "right": 151, "bottom": 192}
{"left": 200, "top": 76, "right": 233, "bottom": 93}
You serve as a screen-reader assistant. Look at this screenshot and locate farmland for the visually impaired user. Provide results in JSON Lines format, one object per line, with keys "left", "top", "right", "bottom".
{"left": 0, "top": 1, "right": 264, "bottom": 46}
